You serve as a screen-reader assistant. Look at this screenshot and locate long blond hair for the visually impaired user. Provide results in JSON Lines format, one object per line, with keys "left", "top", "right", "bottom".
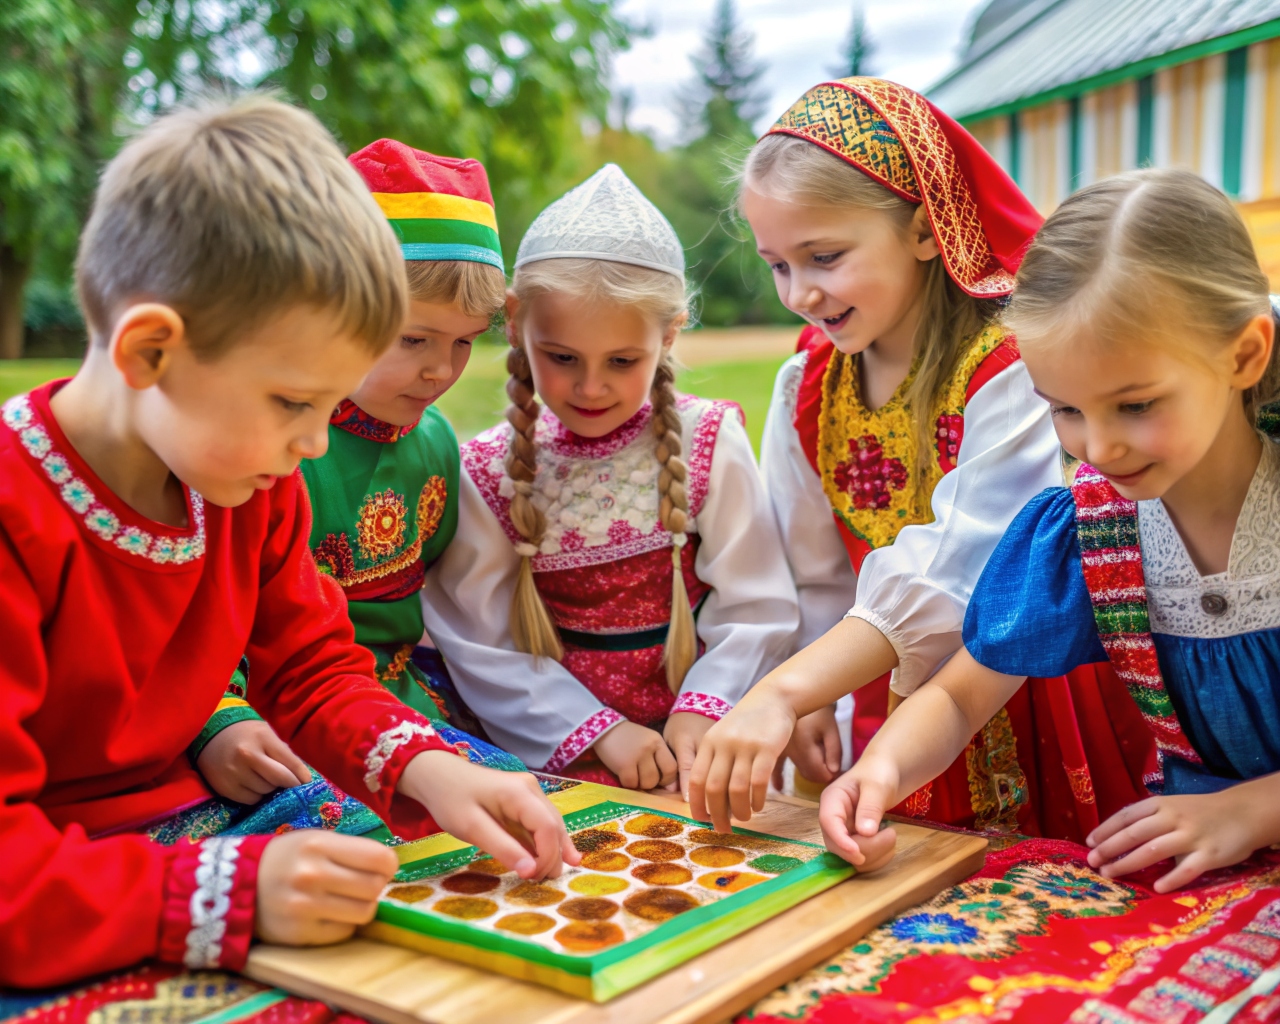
{"left": 743, "top": 134, "right": 999, "bottom": 491}
{"left": 1005, "top": 168, "right": 1277, "bottom": 417}
{"left": 505, "top": 258, "right": 696, "bottom": 692}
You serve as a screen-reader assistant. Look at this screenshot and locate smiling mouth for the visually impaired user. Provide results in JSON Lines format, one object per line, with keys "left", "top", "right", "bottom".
{"left": 821, "top": 308, "right": 853, "bottom": 328}
{"left": 570, "top": 404, "right": 614, "bottom": 418}
{"left": 1103, "top": 465, "right": 1153, "bottom": 486}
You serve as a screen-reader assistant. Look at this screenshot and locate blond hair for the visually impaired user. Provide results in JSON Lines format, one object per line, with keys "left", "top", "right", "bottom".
{"left": 405, "top": 259, "right": 507, "bottom": 321}
{"left": 1005, "top": 168, "right": 1277, "bottom": 416}
{"left": 76, "top": 93, "right": 406, "bottom": 358}
{"left": 743, "top": 134, "right": 999, "bottom": 492}
{"left": 505, "top": 258, "right": 696, "bottom": 692}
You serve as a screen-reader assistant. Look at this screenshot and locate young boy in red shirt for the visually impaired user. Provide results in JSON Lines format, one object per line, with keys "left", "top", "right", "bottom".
{"left": 0, "top": 94, "right": 577, "bottom": 988}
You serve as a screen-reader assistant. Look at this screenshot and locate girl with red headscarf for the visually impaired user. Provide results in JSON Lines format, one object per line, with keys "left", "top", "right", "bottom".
{"left": 689, "top": 78, "right": 1154, "bottom": 841}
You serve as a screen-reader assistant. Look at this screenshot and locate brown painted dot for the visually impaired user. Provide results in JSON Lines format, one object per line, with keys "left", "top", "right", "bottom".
{"left": 506, "top": 882, "right": 565, "bottom": 907}
{"left": 697, "top": 871, "right": 767, "bottom": 894}
{"left": 555, "top": 921, "right": 625, "bottom": 952}
{"left": 557, "top": 897, "right": 619, "bottom": 921}
{"left": 632, "top": 862, "right": 693, "bottom": 886}
{"left": 626, "top": 839, "right": 683, "bottom": 862}
{"left": 434, "top": 896, "right": 498, "bottom": 920}
{"left": 688, "top": 829, "right": 772, "bottom": 850}
{"left": 468, "top": 858, "right": 511, "bottom": 876}
{"left": 384, "top": 883, "right": 433, "bottom": 903}
{"left": 581, "top": 851, "right": 630, "bottom": 871}
{"left": 569, "top": 874, "right": 629, "bottom": 896}
{"left": 690, "top": 845, "right": 745, "bottom": 868}
{"left": 495, "top": 912, "right": 555, "bottom": 935}
{"left": 623, "top": 813, "right": 684, "bottom": 838}
{"left": 624, "top": 887, "right": 699, "bottom": 922}
{"left": 441, "top": 871, "right": 500, "bottom": 894}
{"left": 572, "top": 828, "right": 627, "bottom": 853}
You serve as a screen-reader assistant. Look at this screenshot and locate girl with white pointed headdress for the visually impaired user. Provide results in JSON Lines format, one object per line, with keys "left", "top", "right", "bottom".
{"left": 420, "top": 165, "right": 799, "bottom": 794}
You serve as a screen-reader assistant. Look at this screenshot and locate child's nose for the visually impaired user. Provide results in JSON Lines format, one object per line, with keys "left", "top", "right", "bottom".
{"left": 294, "top": 423, "right": 330, "bottom": 460}
{"left": 788, "top": 280, "right": 822, "bottom": 315}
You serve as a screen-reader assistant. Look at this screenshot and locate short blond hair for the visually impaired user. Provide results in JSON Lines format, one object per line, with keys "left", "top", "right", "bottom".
{"left": 405, "top": 259, "right": 507, "bottom": 321}
{"left": 1006, "top": 168, "right": 1276, "bottom": 414}
{"left": 76, "top": 93, "right": 406, "bottom": 358}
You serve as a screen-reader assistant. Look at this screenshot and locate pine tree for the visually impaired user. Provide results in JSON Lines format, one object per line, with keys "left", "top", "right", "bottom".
{"left": 678, "top": 0, "right": 768, "bottom": 142}
{"left": 834, "top": 3, "right": 876, "bottom": 79}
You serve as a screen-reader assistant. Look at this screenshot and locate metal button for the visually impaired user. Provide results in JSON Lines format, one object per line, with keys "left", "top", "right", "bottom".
{"left": 1201, "top": 593, "right": 1228, "bottom": 616}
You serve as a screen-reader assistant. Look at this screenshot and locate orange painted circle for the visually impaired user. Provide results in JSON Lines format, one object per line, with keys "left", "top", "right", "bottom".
{"left": 623, "top": 887, "right": 699, "bottom": 922}
{"left": 554, "top": 921, "right": 625, "bottom": 952}
{"left": 495, "top": 912, "right": 555, "bottom": 935}
{"left": 696, "top": 871, "right": 768, "bottom": 894}
{"left": 623, "top": 814, "right": 684, "bottom": 838}
{"left": 632, "top": 862, "right": 693, "bottom": 886}
{"left": 433, "top": 896, "right": 498, "bottom": 920}
{"left": 689, "top": 846, "right": 745, "bottom": 867}
{"left": 581, "top": 851, "right": 631, "bottom": 872}
{"left": 625, "top": 839, "right": 683, "bottom": 862}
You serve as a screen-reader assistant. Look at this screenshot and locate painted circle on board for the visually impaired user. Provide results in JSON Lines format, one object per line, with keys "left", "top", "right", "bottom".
{"left": 569, "top": 874, "right": 630, "bottom": 896}
{"left": 468, "top": 858, "right": 511, "bottom": 876}
{"left": 749, "top": 855, "right": 804, "bottom": 874}
{"left": 506, "top": 882, "right": 565, "bottom": 907}
{"left": 572, "top": 827, "right": 627, "bottom": 854}
{"left": 689, "top": 846, "right": 745, "bottom": 868}
{"left": 632, "top": 862, "right": 693, "bottom": 886}
{"left": 384, "top": 883, "right": 433, "bottom": 903}
{"left": 623, "top": 887, "right": 699, "bottom": 922}
{"left": 626, "top": 839, "right": 683, "bottom": 862}
{"left": 555, "top": 921, "right": 625, "bottom": 952}
{"left": 495, "top": 912, "right": 556, "bottom": 935}
{"left": 688, "top": 829, "right": 772, "bottom": 850}
{"left": 697, "top": 871, "right": 768, "bottom": 894}
{"left": 581, "top": 851, "right": 630, "bottom": 872}
{"left": 434, "top": 896, "right": 499, "bottom": 920}
{"left": 441, "top": 872, "right": 500, "bottom": 895}
{"left": 623, "top": 813, "right": 684, "bottom": 838}
{"left": 558, "top": 897, "right": 620, "bottom": 921}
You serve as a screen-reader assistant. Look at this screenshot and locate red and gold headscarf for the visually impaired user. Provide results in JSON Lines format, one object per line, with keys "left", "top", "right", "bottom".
{"left": 767, "top": 77, "right": 1042, "bottom": 297}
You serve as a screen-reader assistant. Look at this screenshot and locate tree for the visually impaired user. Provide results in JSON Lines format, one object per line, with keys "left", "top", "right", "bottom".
{"left": 833, "top": 3, "right": 876, "bottom": 79}
{"left": 660, "top": 0, "right": 790, "bottom": 326}
{"left": 1, "top": 0, "right": 634, "bottom": 357}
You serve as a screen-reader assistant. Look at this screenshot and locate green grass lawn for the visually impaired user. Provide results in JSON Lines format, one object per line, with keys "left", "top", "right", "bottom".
{"left": 0, "top": 348, "right": 785, "bottom": 453}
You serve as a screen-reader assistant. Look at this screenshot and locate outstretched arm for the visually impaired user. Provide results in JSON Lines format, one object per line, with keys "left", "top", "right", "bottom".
{"left": 819, "top": 649, "right": 1024, "bottom": 867}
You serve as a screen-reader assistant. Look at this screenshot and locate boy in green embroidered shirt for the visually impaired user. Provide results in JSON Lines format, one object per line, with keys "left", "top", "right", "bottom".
{"left": 194, "top": 140, "right": 523, "bottom": 806}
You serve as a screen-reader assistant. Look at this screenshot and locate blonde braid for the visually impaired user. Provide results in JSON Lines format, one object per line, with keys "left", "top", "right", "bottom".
{"left": 504, "top": 345, "right": 564, "bottom": 660}
{"left": 651, "top": 356, "right": 697, "bottom": 693}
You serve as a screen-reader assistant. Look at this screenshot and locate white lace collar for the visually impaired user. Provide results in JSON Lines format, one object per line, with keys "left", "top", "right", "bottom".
{"left": 1139, "top": 440, "right": 1280, "bottom": 638}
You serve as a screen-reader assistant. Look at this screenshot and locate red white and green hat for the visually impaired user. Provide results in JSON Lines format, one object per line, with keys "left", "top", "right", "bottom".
{"left": 349, "top": 138, "right": 503, "bottom": 271}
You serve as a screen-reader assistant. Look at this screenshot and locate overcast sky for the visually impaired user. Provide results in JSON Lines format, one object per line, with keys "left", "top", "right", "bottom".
{"left": 611, "top": 0, "right": 988, "bottom": 143}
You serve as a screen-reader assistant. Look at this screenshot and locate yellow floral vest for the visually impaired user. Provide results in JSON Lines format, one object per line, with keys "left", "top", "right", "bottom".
{"left": 814, "top": 323, "right": 1011, "bottom": 563}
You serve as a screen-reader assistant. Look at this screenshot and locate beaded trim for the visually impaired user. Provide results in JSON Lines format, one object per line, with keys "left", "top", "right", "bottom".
{"left": 671, "top": 692, "right": 733, "bottom": 720}
{"left": 544, "top": 708, "right": 625, "bottom": 774}
{"left": 184, "top": 836, "right": 242, "bottom": 969}
{"left": 2, "top": 395, "right": 206, "bottom": 565}
{"left": 363, "top": 719, "right": 439, "bottom": 793}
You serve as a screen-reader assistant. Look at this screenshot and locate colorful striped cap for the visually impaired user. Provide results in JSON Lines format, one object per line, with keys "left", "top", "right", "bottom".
{"left": 349, "top": 139, "right": 503, "bottom": 271}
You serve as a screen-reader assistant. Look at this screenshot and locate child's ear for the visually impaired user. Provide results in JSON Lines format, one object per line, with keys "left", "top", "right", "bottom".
{"left": 504, "top": 290, "right": 521, "bottom": 348}
{"left": 1231, "top": 311, "right": 1275, "bottom": 390}
{"left": 662, "top": 311, "right": 688, "bottom": 350}
{"left": 908, "top": 205, "right": 941, "bottom": 262}
{"left": 110, "top": 303, "right": 187, "bottom": 390}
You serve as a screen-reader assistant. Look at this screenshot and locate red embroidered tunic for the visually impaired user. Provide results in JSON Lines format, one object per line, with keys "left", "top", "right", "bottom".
{"left": 0, "top": 382, "right": 457, "bottom": 987}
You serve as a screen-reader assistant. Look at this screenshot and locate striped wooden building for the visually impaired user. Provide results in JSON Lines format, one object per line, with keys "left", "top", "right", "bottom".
{"left": 929, "top": 0, "right": 1280, "bottom": 283}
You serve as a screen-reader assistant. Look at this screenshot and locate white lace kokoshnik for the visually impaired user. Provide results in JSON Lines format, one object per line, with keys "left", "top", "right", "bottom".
{"left": 1139, "top": 439, "right": 1280, "bottom": 640}
{"left": 513, "top": 163, "right": 685, "bottom": 279}
{"left": 2, "top": 394, "right": 206, "bottom": 565}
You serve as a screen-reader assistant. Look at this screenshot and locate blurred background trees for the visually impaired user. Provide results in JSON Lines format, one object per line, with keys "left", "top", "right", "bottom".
{"left": 1, "top": 0, "right": 796, "bottom": 358}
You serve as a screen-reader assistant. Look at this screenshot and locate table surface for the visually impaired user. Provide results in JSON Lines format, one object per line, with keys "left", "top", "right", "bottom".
{"left": 245, "top": 790, "right": 988, "bottom": 1024}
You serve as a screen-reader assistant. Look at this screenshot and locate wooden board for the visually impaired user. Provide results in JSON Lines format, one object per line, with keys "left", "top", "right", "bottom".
{"left": 245, "top": 791, "right": 986, "bottom": 1024}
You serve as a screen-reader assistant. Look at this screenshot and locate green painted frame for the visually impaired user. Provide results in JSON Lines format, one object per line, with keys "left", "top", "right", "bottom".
{"left": 375, "top": 800, "right": 855, "bottom": 999}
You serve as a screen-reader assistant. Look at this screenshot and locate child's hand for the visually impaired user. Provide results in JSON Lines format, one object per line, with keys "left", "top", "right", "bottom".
{"left": 817, "top": 760, "right": 899, "bottom": 871}
{"left": 196, "top": 718, "right": 312, "bottom": 804}
{"left": 783, "top": 704, "right": 842, "bottom": 787}
{"left": 594, "top": 721, "right": 678, "bottom": 791}
{"left": 688, "top": 689, "right": 796, "bottom": 831}
{"left": 662, "top": 712, "right": 715, "bottom": 801}
{"left": 256, "top": 830, "right": 399, "bottom": 946}
{"left": 1086, "top": 787, "right": 1270, "bottom": 892}
{"left": 397, "top": 750, "right": 581, "bottom": 880}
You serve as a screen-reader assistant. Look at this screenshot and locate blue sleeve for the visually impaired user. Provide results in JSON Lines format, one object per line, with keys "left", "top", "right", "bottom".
{"left": 963, "top": 487, "right": 1108, "bottom": 677}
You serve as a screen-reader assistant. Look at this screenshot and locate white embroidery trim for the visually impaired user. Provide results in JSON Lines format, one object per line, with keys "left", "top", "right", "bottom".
{"left": 1139, "top": 440, "right": 1280, "bottom": 640}
{"left": 363, "top": 720, "right": 438, "bottom": 792}
{"left": 184, "top": 836, "right": 243, "bottom": 969}
{"left": 2, "top": 395, "right": 206, "bottom": 565}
